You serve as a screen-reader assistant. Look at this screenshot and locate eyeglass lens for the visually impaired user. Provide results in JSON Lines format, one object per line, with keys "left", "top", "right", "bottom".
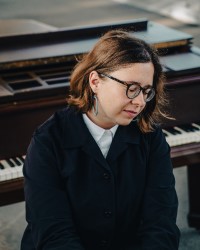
{"left": 127, "top": 85, "right": 155, "bottom": 102}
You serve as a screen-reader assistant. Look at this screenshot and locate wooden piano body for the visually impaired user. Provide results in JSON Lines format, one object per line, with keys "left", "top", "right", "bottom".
{"left": 0, "top": 19, "right": 200, "bottom": 229}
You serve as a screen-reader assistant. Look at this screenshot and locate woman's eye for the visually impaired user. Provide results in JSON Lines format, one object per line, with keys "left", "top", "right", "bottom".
{"left": 128, "top": 85, "right": 138, "bottom": 92}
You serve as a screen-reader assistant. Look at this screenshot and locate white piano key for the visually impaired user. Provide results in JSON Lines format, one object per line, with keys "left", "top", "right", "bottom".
{"left": 192, "top": 123, "right": 200, "bottom": 129}
{"left": 0, "top": 168, "right": 12, "bottom": 181}
{"left": 192, "top": 123, "right": 200, "bottom": 136}
{"left": 163, "top": 123, "right": 200, "bottom": 147}
{"left": 0, "top": 159, "right": 11, "bottom": 169}
{"left": 10, "top": 158, "right": 18, "bottom": 166}
{"left": 0, "top": 156, "right": 24, "bottom": 181}
{"left": 0, "top": 160, "right": 13, "bottom": 180}
{"left": 17, "top": 167, "right": 24, "bottom": 178}
{"left": 11, "top": 167, "right": 20, "bottom": 179}
{"left": 1, "top": 169, "right": 11, "bottom": 181}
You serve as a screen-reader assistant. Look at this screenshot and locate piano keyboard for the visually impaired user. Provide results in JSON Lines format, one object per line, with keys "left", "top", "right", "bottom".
{"left": 0, "top": 123, "right": 200, "bottom": 182}
{"left": 163, "top": 123, "right": 200, "bottom": 147}
{"left": 0, "top": 156, "right": 25, "bottom": 181}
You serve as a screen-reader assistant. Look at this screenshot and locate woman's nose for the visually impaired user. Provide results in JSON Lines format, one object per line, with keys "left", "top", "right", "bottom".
{"left": 131, "top": 91, "right": 146, "bottom": 106}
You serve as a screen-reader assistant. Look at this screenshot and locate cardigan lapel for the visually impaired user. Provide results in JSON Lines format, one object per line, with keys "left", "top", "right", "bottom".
{"left": 62, "top": 108, "right": 111, "bottom": 171}
{"left": 81, "top": 136, "right": 110, "bottom": 171}
{"left": 107, "top": 121, "right": 141, "bottom": 163}
{"left": 62, "top": 107, "right": 141, "bottom": 170}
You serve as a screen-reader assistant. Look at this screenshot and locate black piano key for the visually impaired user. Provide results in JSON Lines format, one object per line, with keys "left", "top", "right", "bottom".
{"left": 19, "top": 156, "right": 25, "bottom": 163}
{"left": 7, "top": 159, "right": 15, "bottom": 167}
{"left": 191, "top": 124, "right": 200, "bottom": 131}
{"left": 193, "top": 123, "right": 200, "bottom": 129}
{"left": 178, "top": 124, "right": 199, "bottom": 132}
{"left": 0, "top": 162, "right": 4, "bottom": 169}
{"left": 165, "top": 127, "right": 182, "bottom": 135}
{"left": 16, "top": 157, "right": 24, "bottom": 165}
{"left": 163, "top": 131, "right": 168, "bottom": 137}
{"left": 12, "top": 157, "right": 21, "bottom": 166}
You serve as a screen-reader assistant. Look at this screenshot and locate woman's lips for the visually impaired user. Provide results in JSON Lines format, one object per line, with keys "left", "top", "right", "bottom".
{"left": 124, "top": 109, "right": 138, "bottom": 118}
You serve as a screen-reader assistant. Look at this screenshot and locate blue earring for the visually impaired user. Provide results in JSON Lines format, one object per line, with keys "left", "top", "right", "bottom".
{"left": 93, "top": 95, "right": 98, "bottom": 116}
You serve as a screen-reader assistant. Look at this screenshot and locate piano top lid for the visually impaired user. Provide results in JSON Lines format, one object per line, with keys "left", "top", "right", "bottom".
{"left": 0, "top": 19, "right": 57, "bottom": 37}
{"left": 0, "top": 18, "right": 193, "bottom": 65}
{"left": 134, "top": 22, "right": 193, "bottom": 48}
{"left": 0, "top": 18, "right": 147, "bottom": 41}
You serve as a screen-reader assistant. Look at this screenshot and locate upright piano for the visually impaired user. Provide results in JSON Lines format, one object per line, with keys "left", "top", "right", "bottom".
{"left": 0, "top": 19, "right": 200, "bottom": 229}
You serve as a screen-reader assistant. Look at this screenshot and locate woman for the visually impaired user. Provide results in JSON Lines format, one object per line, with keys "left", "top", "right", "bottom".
{"left": 21, "top": 30, "right": 180, "bottom": 250}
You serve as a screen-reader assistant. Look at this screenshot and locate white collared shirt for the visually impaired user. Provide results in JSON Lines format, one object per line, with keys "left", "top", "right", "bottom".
{"left": 82, "top": 114, "right": 118, "bottom": 158}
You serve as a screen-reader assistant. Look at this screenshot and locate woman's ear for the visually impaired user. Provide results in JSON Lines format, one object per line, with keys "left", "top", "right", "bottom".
{"left": 89, "top": 71, "right": 100, "bottom": 93}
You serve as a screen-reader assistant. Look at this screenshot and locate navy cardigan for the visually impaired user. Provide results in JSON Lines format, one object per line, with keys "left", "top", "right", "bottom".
{"left": 21, "top": 107, "right": 180, "bottom": 250}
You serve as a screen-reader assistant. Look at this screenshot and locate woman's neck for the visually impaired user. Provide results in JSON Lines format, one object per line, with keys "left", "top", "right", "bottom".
{"left": 86, "top": 110, "right": 116, "bottom": 130}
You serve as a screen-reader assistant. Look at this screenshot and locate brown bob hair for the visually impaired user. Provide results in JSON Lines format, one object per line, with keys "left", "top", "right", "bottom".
{"left": 67, "top": 29, "right": 168, "bottom": 133}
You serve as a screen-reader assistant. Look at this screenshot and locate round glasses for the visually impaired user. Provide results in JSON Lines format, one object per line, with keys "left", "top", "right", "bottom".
{"left": 99, "top": 72, "right": 155, "bottom": 102}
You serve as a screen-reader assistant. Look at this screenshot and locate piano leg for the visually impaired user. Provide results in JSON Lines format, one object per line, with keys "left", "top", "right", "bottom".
{"left": 187, "top": 163, "right": 200, "bottom": 229}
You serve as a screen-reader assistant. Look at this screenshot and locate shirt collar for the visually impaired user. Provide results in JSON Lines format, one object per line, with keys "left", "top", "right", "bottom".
{"left": 82, "top": 113, "right": 118, "bottom": 142}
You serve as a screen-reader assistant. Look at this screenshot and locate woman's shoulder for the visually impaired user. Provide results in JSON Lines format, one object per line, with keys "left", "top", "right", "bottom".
{"left": 143, "top": 124, "right": 170, "bottom": 154}
{"left": 34, "top": 106, "right": 79, "bottom": 137}
{"left": 130, "top": 122, "right": 166, "bottom": 149}
{"left": 129, "top": 121, "right": 164, "bottom": 139}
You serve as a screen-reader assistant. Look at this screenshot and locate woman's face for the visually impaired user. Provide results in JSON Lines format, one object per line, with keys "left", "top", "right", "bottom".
{"left": 87, "top": 62, "right": 154, "bottom": 129}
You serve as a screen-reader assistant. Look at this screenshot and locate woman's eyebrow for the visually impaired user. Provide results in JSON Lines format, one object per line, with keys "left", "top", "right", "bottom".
{"left": 125, "top": 80, "right": 140, "bottom": 85}
{"left": 126, "top": 80, "right": 153, "bottom": 87}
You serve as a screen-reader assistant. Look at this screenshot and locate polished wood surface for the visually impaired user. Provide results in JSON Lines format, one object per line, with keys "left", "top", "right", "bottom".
{"left": 0, "top": 178, "right": 24, "bottom": 206}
